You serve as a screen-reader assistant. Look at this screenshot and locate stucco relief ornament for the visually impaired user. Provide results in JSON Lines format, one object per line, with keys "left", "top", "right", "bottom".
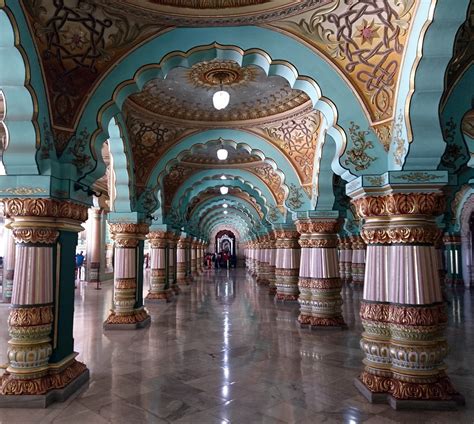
{"left": 287, "top": 183, "right": 304, "bottom": 209}
{"left": 67, "top": 128, "right": 92, "bottom": 174}
{"left": 440, "top": 117, "right": 468, "bottom": 170}
{"left": 391, "top": 111, "right": 407, "bottom": 167}
{"left": 344, "top": 122, "right": 377, "bottom": 171}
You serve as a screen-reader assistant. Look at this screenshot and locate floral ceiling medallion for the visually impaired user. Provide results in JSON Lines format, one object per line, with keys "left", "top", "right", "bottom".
{"left": 188, "top": 60, "right": 257, "bottom": 89}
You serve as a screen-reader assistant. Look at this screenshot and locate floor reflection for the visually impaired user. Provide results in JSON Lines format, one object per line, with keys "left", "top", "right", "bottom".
{"left": 0, "top": 269, "right": 472, "bottom": 423}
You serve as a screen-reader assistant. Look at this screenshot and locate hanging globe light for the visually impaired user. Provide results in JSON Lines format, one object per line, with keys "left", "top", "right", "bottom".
{"left": 216, "top": 147, "right": 228, "bottom": 160}
{"left": 223, "top": 210, "right": 228, "bottom": 215}
{"left": 220, "top": 186, "right": 229, "bottom": 195}
{"left": 212, "top": 89, "right": 230, "bottom": 110}
{"left": 220, "top": 175, "right": 227, "bottom": 180}
{"left": 223, "top": 203, "right": 228, "bottom": 208}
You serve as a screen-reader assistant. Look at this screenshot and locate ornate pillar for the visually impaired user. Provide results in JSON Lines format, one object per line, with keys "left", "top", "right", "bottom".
{"left": 296, "top": 218, "right": 345, "bottom": 328}
{"left": 176, "top": 235, "right": 187, "bottom": 285}
{"left": 2, "top": 224, "right": 15, "bottom": 302}
{"left": 338, "top": 236, "right": 352, "bottom": 283}
{"left": 104, "top": 223, "right": 151, "bottom": 329}
{"left": 350, "top": 235, "right": 366, "bottom": 285}
{"left": 0, "top": 198, "right": 89, "bottom": 407}
{"left": 247, "top": 241, "right": 255, "bottom": 274}
{"left": 274, "top": 227, "right": 300, "bottom": 302}
{"left": 86, "top": 208, "right": 102, "bottom": 284}
{"left": 257, "top": 235, "right": 270, "bottom": 285}
{"left": 185, "top": 237, "right": 193, "bottom": 282}
{"left": 443, "top": 232, "right": 463, "bottom": 285}
{"left": 352, "top": 190, "right": 463, "bottom": 408}
{"left": 435, "top": 230, "right": 446, "bottom": 285}
{"left": 267, "top": 233, "right": 277, "bottom": 295}
{"left": 167, "top": 232, "right": 179, "bottom": 294}
{"left": 146, "top": 230, "right": 171, "bottom": 302}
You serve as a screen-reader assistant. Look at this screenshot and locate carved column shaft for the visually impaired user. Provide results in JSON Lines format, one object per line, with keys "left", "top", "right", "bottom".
{"left": 191, "top": 240, "right": 198, "bottom": 276}
{"left": 0, "top": 198, "right": 89, "bottom": 399}
{"left": 352, "top": 192, "right": 462, "bottom": 407}
{"left": 297, "top": 219, "right": 345, "bottom": 328}
{"left": 257, "top": 235, "right": 270, "bottom": 285}
{"left": 146, "top": 231, "right": 171, "bottom": 302}
{"left": 267, "top": 235, "right": 277, "bottom": 295}
{"left": 338, "top": 236, "right": 352, "bottom": 283}
{"left": 104, "top": 223, "right": 150, "bottom": 328}
{"left": 87, "top": 208, "right": 102, "bottom": 283}
{"left": 176, "top": 237, "right": 187, "bottom": 285}
{"left": 2, "top": 224, "right": 15, "bottom": 302}
{"left": 274, "top": 230, "right": 300, "bottom": 301}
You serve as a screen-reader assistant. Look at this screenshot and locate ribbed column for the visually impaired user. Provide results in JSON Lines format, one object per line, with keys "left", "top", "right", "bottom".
{"left": 2, "top": 224, "right": 15, "bottom": 302}
{"left": 352, "top": 192, "right": 463, "bottom": 408}
{"left": 296, "top": 219, "right": 345, "bottom": 328}
{"left": 146, "top": 231, "right": 171, "bottom": 302}
{"left": 274, "top": 228, "right": 300, "bottom": 302}
{"left": 176, "top": 236, "right": 187, "bottom": 285}
{"left": 0, "top": 199, "right": 89, "bottom": 405}
{"left": 350, "top": 235, "right": 366, "bottom": 285}
{"left": 104, "top": 223, "right": 151, "bottom": 329}
{"left": 185, "top": 237, "right": 193, "bottom": 282}
{"left": 267, "top": 233, "right": 277, "bottom": 295}
{"left": 338, "top": 236, "right": 352, "bottom": 283}
{"left": 443, "top": 233, "right": 463, "bottom": 285}
{"left": 167, "top": 232, "right": 179, "bottom": 294}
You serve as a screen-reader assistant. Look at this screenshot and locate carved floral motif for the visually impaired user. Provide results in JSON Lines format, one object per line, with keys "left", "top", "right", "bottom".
{"left": 344, "top": 122, "right": 377, "bottom": 171}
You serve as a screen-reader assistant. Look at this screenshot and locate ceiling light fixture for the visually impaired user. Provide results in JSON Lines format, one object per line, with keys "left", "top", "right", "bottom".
{"left": 212, "top": 74, "right": 230, "bottom": 110}
{"left": 220, "top": 186, "right": 229, "bottom": 195}
{"left": 216, "top": 137, "right": 228, "bottom": 161}
{"left": 223, "top": 203, "right": 228, "bottom": 208}
{"left": 223, "top": 210, "right": 228, "bottom": 215}
{"left": 220, "top": 175, "right": 227, "bottom": 180}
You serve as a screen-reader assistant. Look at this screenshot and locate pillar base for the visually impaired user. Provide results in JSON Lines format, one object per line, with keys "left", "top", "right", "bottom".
{"left": 103, "top": 309, "right": 151, "bottom": 330}
{"left": 0, "top": 360, "right": 89, "bottom": 408}
{"left": 145, "top": 290, "right": 174, "bottom": 303}
{"left": 354, "top": 377, "right": 465, "bottom": 411}
{"left": 275, "top": 293, "right": 299, "bottom": 302}
{"left": 298, "top": 313, "right": 346, "bottom": 329}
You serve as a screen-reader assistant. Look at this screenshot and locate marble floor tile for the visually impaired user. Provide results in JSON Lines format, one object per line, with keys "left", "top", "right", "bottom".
{"left": 0, "top": 269, "right": 472, "bottom": 423}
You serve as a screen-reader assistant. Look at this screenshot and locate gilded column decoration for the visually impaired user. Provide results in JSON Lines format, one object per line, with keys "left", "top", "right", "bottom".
{"left": 350, "top": 235, "right": 366, "bottom": 285}
{"left": 146, "top": 231, "right": 171, "bottom": 302}
{"left": 338, "top": 236, "right": 352, "bottom": 283}
{"left": 443, "top": 233, "right": 463, "bottom": 285}
{"left": 351, "top": 192, "right": 463, "bottom": 407}
{"left": 167, "top": 232, "right": 179, "bottom": 294}
{"left": 0, "top": 198, "right": 89, "bottom": 402}
{"left": 274, "top": 229, "right": 300, "bottom": 302}
{"left": 104, "top": 222, "right": 151, "bottom": 329}
{"left": 296, "top": 219, "right": 345, "bottom": 328}
{"left": 176, "top": 236, "right": 187, "bottom": 285}
{"left": 2, "top": 225, "right": 15, "bottom": 303}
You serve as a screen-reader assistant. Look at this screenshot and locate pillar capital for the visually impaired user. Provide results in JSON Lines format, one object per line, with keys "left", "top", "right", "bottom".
{"left": 110, "top": 222, "right": 149, "bottom": 247}
{"left": 146, "top": 230, "right": 168, "bottom": 248}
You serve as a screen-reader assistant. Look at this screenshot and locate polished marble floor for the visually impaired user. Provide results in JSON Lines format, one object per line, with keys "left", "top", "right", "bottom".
{"left": 0, "top": 268, "right": 473, "bottom": 423}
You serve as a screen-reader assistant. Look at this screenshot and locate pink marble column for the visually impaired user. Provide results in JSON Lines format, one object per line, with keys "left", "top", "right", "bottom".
{"left": 350, "top": 235, "right": 366, "bottom": 285}
{"left": 274, "top": 228, "right": 300, "bottom": 301}
{"left": 176, "top": 236, "right": 187, "bottom": 285}
{"left": 104, "top": 223, "right": 151, "bottom": 329}
{"left": 0, "top": 199, "right": 89, "bottom": 405}
{"left": 2, "top": 224, "right": 15, "bottom": 302}
{"left": 296, "top": 219, "right": 345, "bottom": 328}
{"left": 191, "top": 239, "right": 198, "bottom": 277}
{"left": 352, "top": 191, "right": 462, "bottom": 408}
{"left": 146, "top": 230, "right": 171, "bottom": 302}
{"left": 267, "top": 233, "right": 277, "bottom": 295}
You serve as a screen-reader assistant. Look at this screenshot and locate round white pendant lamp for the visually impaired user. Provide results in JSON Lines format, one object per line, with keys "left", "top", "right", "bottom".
{"left": 223, "top": 203, "right": 228, "bottom": 208}
{"left": 212, "top": 90, "right": 230, "bottom": 110}
{"left": 217, "top": 148, "right": 228, "bottom": 160}
{"left": 223, "top": 210, "right": 228, "bottom": 215}
{"left": 220, "top": 186, "right": 229, "bottom": 195}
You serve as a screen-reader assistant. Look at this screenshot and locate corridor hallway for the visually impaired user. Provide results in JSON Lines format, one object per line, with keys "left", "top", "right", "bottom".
{"left": 0, "top": 269, "right": 473, "bottom": 423}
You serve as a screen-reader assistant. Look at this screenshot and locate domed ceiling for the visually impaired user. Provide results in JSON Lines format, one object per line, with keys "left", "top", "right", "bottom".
{"left": 127, "top": 60, "right": 310, "bottom": 126}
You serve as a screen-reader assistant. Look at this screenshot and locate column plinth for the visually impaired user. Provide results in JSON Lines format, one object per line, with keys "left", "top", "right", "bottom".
{"left": 104, "top": 223, "right": 151, "bottom": 330}
{"left": 0, "top": 198, "right": 89, "bottom": 407}
{"left": 296, "top": 219, "right": 345, "bottom": 329}
{"left": 352, "top": 191, "right": 463, "bottom": 409}
{"left": 274, "top": 229, "right": 300, "bottom": 302}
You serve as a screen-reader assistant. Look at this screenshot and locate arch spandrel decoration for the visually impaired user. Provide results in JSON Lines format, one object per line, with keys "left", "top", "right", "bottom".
{"left": 69, "top": 33, "right": 387, "bottom": 188}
